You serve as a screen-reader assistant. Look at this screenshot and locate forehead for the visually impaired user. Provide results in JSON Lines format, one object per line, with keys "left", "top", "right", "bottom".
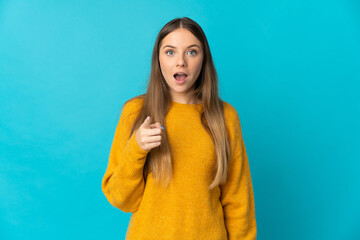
{"left": 161, "top": 28, "right": 201, "bottom": 48}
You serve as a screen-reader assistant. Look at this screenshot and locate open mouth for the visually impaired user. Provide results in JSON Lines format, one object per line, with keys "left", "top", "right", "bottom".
{"left": 173, "top": 73, "right": 188, "bottom": 82}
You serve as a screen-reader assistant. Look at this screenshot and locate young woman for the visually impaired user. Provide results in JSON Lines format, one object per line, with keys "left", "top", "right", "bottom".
{"left": 102, "top": 17, "right": 257, "bottom": 240}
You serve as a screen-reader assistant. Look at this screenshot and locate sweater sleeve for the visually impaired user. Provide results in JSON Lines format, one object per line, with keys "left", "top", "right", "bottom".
{"left": 220, "top": 108, "right": 257, "bottom": 240}
{"left": 101, "top": 101, "right": 150, "bottom": 213}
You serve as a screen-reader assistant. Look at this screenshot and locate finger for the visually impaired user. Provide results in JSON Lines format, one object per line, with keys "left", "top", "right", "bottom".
{"left": 145, "top": 135, "right": 162, "bottom": 143}
{"left": 144, "top": 127, "right": 162, "bottom": 136}
{"left": 150, "top": 122, "right": 161, "bottom": 129}
{"left": 141, "top": 116, "right": 151, "bottom": 129}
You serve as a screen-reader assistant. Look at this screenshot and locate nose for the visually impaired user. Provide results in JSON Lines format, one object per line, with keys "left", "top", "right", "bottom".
{"left": 176, "top": 53, "right": 187, "bottom": 67}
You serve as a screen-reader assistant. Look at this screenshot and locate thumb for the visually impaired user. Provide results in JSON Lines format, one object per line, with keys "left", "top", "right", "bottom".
{"left": 142, "top": 116, "right": 151, "bottom": 129}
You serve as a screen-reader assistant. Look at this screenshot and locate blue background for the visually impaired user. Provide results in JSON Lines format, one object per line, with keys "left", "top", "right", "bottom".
{"left": 1, "top": 0, "right": 359, "bottom": 239}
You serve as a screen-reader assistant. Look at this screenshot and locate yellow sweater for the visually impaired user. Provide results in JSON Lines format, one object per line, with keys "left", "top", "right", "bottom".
{"left": 102, "top": 98, "right": 257, "bottom": 240}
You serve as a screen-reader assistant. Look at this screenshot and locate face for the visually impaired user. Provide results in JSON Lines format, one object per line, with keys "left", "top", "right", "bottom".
{"left": 159, "top": 28, "right": 204, "bottom": 104}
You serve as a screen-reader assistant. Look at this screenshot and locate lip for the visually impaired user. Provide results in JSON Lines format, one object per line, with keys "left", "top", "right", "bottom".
{"left": 174, "top": 71, "right": 188, "bottom": 76}
{"left": 173, "top": 74, "right": 188, "bottom": 84}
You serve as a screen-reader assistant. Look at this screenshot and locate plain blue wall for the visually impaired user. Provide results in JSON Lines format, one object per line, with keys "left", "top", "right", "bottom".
{"left": 1, "top": 0, "right": 359, "bottom": 239}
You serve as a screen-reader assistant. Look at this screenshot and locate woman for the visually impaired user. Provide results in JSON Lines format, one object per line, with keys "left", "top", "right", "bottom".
{"left": 102, "top": 17, "right": 257, "bottom": 240}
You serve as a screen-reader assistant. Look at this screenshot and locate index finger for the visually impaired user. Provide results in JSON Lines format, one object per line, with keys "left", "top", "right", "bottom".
{"left": 144, "top": 127, "right": 163, "bottom": 136}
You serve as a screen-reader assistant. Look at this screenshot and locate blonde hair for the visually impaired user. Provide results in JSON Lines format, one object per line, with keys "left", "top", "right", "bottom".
{"left": 125, "top": 17, "right": 231, "bottom": 190}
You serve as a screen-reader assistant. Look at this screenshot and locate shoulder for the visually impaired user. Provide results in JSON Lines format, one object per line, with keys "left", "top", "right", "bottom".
{"left": 222, "top": 100, "right": 241, "bottom": 126}
{"left": 121, "top": 95, "right": 145, "bottom": 118}
{"left": 221, "top": 100, "right": 243, "bottom": 141}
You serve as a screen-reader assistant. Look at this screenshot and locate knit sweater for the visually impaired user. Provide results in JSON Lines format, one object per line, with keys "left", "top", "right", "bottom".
{"left": 101, "top": 98, "right": 257, "bottom": 240}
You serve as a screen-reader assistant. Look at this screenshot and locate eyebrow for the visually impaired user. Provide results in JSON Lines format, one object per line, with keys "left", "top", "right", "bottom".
{"left": 162, "top": 44, "right": 201, "bottom": 49}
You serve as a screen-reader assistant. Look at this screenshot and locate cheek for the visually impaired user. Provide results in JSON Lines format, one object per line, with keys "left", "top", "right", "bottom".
{"left": 193, "top": 59, "right": 203, "bottom": 73}
{"left": 159, "top": 58, "right": 171, "bottom": 73}
{"left": 159, "top": 60, "right": 172, "bottom": 83}
{"left": 158, "top": 57, "right": 164, "bottom": 70}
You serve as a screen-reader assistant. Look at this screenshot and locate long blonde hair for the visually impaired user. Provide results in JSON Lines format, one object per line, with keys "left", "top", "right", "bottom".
{"left": 125, "top": 17, "right": 231, "bottom": 190}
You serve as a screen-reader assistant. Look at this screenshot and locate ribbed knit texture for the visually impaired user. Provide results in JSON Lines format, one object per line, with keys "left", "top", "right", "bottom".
{"left": 102, "top": 98, "right": 257, "bottom": 240}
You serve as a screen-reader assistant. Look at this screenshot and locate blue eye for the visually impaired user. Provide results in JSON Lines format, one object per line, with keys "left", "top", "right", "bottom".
{"left": 166, "top": 50, "right": 174, "bottom": 55}
{"left": 165, "top": 49, "right": 197, "bottom": 56}
{"left": 189, "top": 50, "right": 197, "bottom": 55}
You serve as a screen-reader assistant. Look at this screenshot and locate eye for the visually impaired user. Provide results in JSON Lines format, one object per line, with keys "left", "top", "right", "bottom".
{"left": 188, "top": 49, "right": 197, "bottom": 55}
{"left": 165, "top": 50, "right": 174, "bottom": 55}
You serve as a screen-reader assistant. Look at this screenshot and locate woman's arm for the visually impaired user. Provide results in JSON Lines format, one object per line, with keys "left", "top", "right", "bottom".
{"left": 220, "top": 108, "right": 257, "bottom": 240}
{"left": 101, "top": 101, "right": 150, "bottom": 213}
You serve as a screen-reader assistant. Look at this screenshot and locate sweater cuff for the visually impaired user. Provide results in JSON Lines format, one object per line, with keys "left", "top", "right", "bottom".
{"left": 128, "top": 132, "right": 150, "bottom": 159}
